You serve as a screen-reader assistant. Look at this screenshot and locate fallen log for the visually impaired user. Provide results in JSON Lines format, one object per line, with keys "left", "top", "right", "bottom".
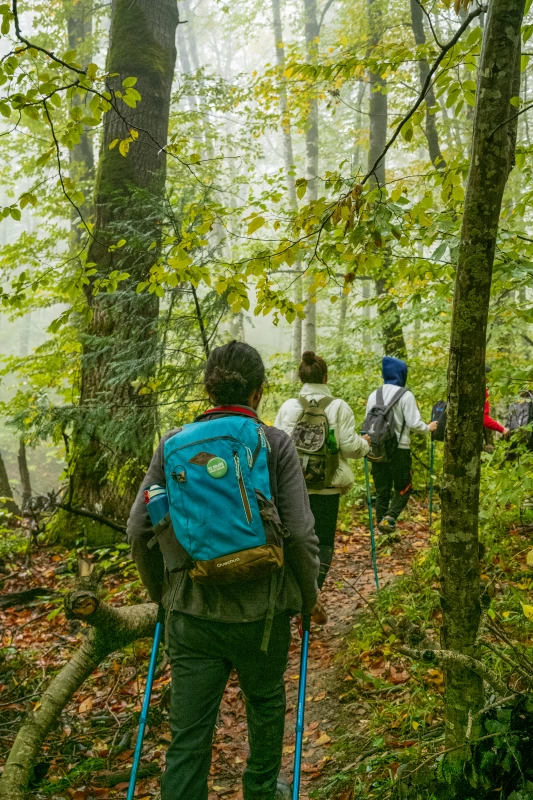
{"left": 0, "top": 574, "right": 157, "bottom": 800}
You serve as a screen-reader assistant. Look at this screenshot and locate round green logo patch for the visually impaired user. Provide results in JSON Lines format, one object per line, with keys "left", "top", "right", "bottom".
{"left": 206, "top": 457, "right": 228, "bottom": 478}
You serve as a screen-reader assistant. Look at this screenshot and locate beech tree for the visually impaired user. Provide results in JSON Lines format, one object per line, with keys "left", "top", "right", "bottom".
{"left": 439, "top": 0, "right": 525, "bottom": 767}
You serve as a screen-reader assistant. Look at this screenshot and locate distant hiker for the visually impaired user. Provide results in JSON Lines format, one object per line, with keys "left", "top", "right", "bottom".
{"left": 128, "top": 341, "right": 320, "bottom": 800}
{"left": 505, "top": 389, "right": 533, "bottom": 458}
{"left": 364, "top": 356, "right": 438, "bottom": 537}
{"left": 274, "top": 351, "right": 370, "bottom": 625}
{"left": 484, "top": 364, "right": 509, "bottom": 438}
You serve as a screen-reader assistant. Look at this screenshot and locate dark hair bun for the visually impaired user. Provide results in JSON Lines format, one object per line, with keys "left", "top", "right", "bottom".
{"left": 204, "top": 341, "right": 266, "bottom": 406}
{"left": 298, "top": 351, "right": 327, "bottom": 384}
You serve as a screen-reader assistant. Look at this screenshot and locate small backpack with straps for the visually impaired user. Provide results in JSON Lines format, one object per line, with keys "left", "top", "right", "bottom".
{"left": 291, "top": 397, "right": 339, "bottom": 490}
{"left": 362, "top": 387, "right": 408, "bottom": 463}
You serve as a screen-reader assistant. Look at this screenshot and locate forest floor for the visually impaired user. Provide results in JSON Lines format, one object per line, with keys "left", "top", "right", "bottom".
{"left": 0, "top": 503, "right": 436, "bottom": 800}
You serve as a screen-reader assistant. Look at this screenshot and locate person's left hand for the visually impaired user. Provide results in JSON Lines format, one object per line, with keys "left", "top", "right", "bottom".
{"left": 362, "top": 434, "right": 371, "bottom": 444}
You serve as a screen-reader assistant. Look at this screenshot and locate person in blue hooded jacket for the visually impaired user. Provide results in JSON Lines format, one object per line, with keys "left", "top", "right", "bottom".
{"left": 365, "top": 357, "right": 438, "bottom": 536}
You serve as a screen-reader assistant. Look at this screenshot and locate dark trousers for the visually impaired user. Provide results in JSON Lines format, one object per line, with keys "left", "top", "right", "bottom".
{"left": 161, "top": 611, "right": 291, "bottom": 800}
{"left": 309, "top": 493, "right": 340, "bottom": 589}
{"left": 372, "top": 449, "right": 412, "bottom": 523}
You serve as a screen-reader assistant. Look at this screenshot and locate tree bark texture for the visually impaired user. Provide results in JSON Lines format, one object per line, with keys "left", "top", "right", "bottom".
{"left": 410, "top": 0, "right": 446, "bottom": 169}
{"left": 0, "top": 450, "right": 20, "bottom": 516}
{"left": 272, "top": 0, "right": 303, "bottom": 362}
{"left": 17, "top": 439, "right": 31, "bottom": 510}
{"left": 0, "top": 597, "right": 157, "bottom": 800}
{"left": 367, "top": 0, "right": 407, "bottom": 360}
{"left": 439, "top": 0, "right": 525, "bottom": 757}
{"left": 67, "top": 0, "right": 95, "bottom": 239}
{"left": 302, "top": 0, "right": 319, "bottom": 354}
{"left": 73, "top": 0, "right": 178, "bottom": 520}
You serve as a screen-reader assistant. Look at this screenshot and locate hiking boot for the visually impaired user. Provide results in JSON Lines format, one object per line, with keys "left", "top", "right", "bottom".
{"left": 275, "top": 778, "right": 292, "bottom": 799}
{"left": 378, "top": 515, "right": 397, "bottom": 535}
{"left": 311, "top": 600, "right": 328, "bottom": 626}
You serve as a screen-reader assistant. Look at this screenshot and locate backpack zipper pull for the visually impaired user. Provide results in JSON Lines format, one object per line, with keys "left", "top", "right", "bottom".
{"left": 233, "top": 451, "right": 252, "bottom": 523}
{"left": 259, "top": 427, "right": 270, "bottom": 451}
{"left": 245, "top": 445, "right": 253, "bottom": 467}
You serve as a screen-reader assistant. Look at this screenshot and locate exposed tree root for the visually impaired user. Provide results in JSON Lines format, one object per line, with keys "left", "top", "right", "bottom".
{"left": 0, "top": 590, "right": 157, "bottom": 800}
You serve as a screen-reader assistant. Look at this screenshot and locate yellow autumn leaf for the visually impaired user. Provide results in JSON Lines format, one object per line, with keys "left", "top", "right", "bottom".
{"left": 526, "top": 550, "right": 533, "bottom": 566}
{"left": 314, "top": 733, "right": 331, "bottom": 747}
{"left": 521, "top": 603, "right": 533, "bottom": 621}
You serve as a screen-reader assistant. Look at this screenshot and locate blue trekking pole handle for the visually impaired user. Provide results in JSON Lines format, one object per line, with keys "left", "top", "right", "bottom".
{"left": 429, "top": 439, "right": 435, "bottom": 529}
{"left": 292, "top": 615, "right": 311, "bottom": 800}
{"left": 127, "top": 607, "right": 164, "bottom": 800}
{"left": 364, "top": 456, "right": 379, "bottom": 591}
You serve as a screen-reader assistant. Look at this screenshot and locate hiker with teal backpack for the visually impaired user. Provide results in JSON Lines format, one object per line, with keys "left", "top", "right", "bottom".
{"left": 127, "top": 341, "right": 320, "bottom": 800}
{"left": 275, "top": 351, "right": 370, "bottom": 625}
{"left": 363, "top": 357, "right": 438, "bottom": 539}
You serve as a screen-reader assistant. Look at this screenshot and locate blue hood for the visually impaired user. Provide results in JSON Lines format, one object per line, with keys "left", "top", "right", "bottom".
{"left": 382, "top": 356, "right": 408, "bottom": 387}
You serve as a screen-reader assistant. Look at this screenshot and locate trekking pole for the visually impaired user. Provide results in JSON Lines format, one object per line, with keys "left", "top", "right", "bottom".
{"left": 292, "top": 615, "right": 311, "bottom": 800}
{"left": 364, "top": 456, "right": 379, "bottom": 591}
{"left": 428, "top": 441, "right": 434, "bottom": 526}
{"left": 127, "top": 605, "right": 164, "bottom": 800}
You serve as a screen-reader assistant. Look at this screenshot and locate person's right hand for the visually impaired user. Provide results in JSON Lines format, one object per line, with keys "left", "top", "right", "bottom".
{"left": 428, "top": 421, "right": 438, "bottom": 432}
{"left": 502, "top": 427, "right": 510, "bottom": 437}
{"left": 362, "top": 433, "right": 371, "bottom": 444}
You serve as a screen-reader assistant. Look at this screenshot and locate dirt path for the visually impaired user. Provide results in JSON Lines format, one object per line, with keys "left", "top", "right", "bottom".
{"left": 0, "top": 509, "right": 429, "bottom": 800}
{"left": 208, "top": 510, "right": 430, "bottom": 799}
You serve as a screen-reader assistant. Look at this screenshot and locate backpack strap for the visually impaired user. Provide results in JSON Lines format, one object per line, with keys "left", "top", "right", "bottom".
{"left": 376, "top": 387, "right": 384, "bottom": 407}
{"left": 317, "top": 396, "right": 335, "bottom": 410}
{"left": 383, "top": 386, "right": 408, "bottom": 415}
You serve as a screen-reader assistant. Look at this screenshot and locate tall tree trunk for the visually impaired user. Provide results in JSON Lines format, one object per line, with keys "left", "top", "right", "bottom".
{"left": 18, "top": 439, "right": 31, "bottom": 510}
{"left": 72, "top": 0, "right": 179, "bottom": 520}
{"left": 410, "top": 0, "right": 446, "bottom": 169}
{"left": 67, "top": 0, "right": 95, "bottom": 238}
{"left": 440, "top": 0, "right": 524, "bottom": 760}
{"left": 0, "top": 451, "right": 20, "bottom": 516}
{"left": 271, "top": 0, "right": 302, "bottom": 363}
{"left": 302, "top": 0, "right": 319, "bottom": 353}
{"left": 367, "top": 0, "right": 407, "bottom": 360}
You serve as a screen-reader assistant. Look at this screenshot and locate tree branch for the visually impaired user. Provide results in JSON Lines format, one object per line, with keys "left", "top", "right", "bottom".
{"left": 12, "top": 0, "right": 87, "bottom": 76}
{"left": 57, "top": 503, "right": 127, "bottom": 534}
{"left": 399, "top": 645, "right": 509, "bottom": 696}
{"left": 318, "top": 0, "right": 337, "bottom": 31}
{"left": 363, "top": 6, "right": 484, "bottom": 185}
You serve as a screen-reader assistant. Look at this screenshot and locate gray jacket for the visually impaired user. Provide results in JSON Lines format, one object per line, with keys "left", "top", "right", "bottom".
{"left": 127, "top": 421, "right": 320, "bottom": 622}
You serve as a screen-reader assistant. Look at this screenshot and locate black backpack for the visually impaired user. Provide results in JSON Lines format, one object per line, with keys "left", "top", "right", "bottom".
{"left": 506, "top": 395, "right": 533, "bottom": 451}
{"left": 431, "top": 400, "right": 447, "bottom": 442}
{"left": 362, "top": 386, "right": 408, "bottom": 463}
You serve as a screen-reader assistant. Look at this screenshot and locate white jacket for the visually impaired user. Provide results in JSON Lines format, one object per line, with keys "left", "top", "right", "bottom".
{"left": 274, "top": 383, "right": 370, "bottom": 494}
{"left": 365, "top": 384, "right": 429, "bottom": 449}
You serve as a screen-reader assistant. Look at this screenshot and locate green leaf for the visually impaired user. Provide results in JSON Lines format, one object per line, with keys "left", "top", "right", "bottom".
{"left": 109, "top": 139, "right": 119, "bottom": 150}
{"left": 122, "top": 76, "right": 138, "bottom": 88}
{"left": 116, "top": 239, "right": 126, "bottom": 248}
{"left": 10, "top": 207, "right": 21, "bottom": 221}
{"left": 247, "top": 216, "right": 266, "bottom": 235}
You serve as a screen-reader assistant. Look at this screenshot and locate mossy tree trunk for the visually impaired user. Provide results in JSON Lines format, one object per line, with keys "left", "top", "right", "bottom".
{"left": 72, "top": 0, "right": 179, "bottom": 521}
{"left": 410, "top": 0, "right": 446, "bottom": 170}
{"left": 439, "top": 0, "right": 525, "bottom": 761}
{"left": 367, "top": 0, "right": 407, "bottom": 360}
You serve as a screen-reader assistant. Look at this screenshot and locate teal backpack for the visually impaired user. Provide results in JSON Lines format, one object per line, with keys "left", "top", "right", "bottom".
{"left": 163, "top": 410, "right": 286, "bottom": 585}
